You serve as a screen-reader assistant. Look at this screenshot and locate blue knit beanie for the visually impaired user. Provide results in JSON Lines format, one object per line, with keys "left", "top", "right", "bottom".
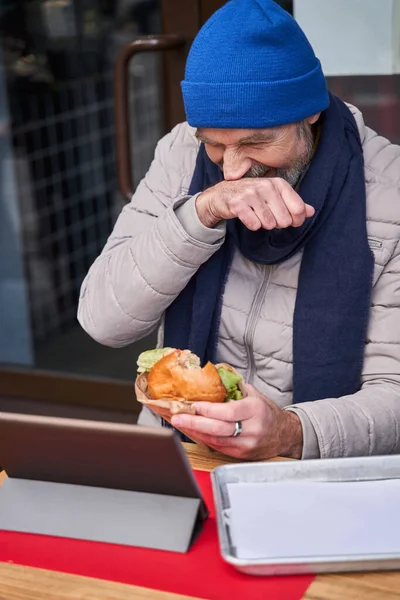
{"left": 181, "top": 0, "right": 329, "bottom": 129}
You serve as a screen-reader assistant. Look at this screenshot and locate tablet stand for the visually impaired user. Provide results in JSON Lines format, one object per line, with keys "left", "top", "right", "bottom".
{"left": 0, "top": 477, "right": 202, "bottom": 553}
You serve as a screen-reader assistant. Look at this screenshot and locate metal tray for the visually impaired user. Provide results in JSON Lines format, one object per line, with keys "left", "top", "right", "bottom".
{"left": 211, "top": 455, "right": 400, "bottom": 576}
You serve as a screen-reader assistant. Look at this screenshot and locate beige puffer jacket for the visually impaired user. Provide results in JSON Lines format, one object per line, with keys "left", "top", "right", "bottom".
{"left": 78, "top": 105, "right": 400, "bottom": 459}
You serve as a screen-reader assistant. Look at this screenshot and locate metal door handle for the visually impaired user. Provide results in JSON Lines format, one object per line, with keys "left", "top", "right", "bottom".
{"left": 114, "top": 34, "right": 186, "bottom": 201}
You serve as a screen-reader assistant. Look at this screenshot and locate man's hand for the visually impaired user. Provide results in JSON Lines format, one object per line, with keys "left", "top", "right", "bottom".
{"left": 196, "top": 177, "right": 314, "bottom": 230}
{"left": 170, "top": 384, "right": 303, "bottom": 460}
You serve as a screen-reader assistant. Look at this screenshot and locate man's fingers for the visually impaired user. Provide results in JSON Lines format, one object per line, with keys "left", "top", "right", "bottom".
{"left": 180, "top": 429, "right": 247, "bottom": 450}
{"left": 254, "top": 189, "right": 292, "bottom": 229}
{"left": 190, "top": 398, "right": 255, "bottom": 421}
{"left": 236, "top": 206, "right": 262, "bottom": 231}
{"left": 249, "top": 179, "right": 314, "bottom": 230}
{"left": 178, "top": 429, "right": 257, "bottom": 460}
{"left": 250, "top": 195, "right": 278, "bottom": 230}
{"left": 171, "top": 414, "right": 236, "bottom": 437}
{"left": 227, "top": 179, "right": 315, "bottom": 231}
{"left": 305, "top": 203, "right": 315, "bottom": 218}
{"left": 272, "top": 178, "right": 308, "bottom": 227}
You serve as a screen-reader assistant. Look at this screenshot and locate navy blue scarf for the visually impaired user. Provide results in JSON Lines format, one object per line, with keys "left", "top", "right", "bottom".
{"left": 164, "top": 95, "right": 374, "bottom": 412}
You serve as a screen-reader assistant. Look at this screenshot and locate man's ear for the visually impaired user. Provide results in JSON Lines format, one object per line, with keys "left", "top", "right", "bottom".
{"left": 307, "top": 112, "right": 321, "bottom": 125}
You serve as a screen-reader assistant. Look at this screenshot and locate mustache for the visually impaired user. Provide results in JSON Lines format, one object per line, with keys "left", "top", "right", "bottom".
{"left": 218, "top": 161, "right": 271, "bottom": 178}
{"left": 243, "top": 162, "right": 271, "bottom": 178}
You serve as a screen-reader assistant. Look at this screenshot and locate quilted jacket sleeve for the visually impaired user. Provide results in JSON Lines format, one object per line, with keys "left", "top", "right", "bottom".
{"left": 289, "top": 238, "right": 400, "bottom": 459}
{"left": 77, "top": 123, "right": 225, "bottom": 347}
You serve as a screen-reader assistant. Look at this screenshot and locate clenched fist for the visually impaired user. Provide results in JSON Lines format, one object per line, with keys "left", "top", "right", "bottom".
{"left": 196, "top": 177, "right": 314, "bottom": 231}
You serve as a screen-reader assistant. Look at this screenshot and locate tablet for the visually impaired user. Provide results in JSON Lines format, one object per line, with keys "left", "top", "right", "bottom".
{"left": 0, "top": 411, "right": 207, "bottom": 519}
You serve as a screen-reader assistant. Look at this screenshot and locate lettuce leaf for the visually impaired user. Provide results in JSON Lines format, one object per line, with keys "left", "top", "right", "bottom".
{"left": 137, "top": 348, "right": 174, "bottom": 373}
{"left": 217, "top": 367, "right": 243, "bottom": 401}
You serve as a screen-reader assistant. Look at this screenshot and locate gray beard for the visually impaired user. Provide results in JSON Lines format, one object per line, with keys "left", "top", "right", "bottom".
{"left": 243, "top": 124, "right": 315, "bottom": 187}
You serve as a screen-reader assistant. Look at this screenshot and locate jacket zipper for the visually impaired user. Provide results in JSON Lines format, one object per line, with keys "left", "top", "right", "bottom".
{"left": 244, "top": 266, "right": 273, "bottom": 385}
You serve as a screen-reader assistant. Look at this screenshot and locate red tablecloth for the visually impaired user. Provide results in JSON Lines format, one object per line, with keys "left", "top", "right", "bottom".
{"left": 0, "top": 470, "right": 314, "bottom": 600}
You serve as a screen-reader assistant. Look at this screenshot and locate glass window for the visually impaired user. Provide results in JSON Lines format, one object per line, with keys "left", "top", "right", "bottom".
{"left": 0, "top": 0, "right": 163, "bottom": 380}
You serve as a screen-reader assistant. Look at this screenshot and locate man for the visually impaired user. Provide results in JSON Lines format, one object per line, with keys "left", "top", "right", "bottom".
{"left": 78, "top": 0, "right": 400, "bottom": 460}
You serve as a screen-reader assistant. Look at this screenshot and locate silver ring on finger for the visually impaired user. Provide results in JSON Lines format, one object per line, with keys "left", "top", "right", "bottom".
{"left": 232, "top": 420, "right": 243, "bottom": 438}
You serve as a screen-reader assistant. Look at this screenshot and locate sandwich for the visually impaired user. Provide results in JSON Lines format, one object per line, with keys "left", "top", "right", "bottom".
{"left": 135, "top": 348, "right": 243, "bottom": 419}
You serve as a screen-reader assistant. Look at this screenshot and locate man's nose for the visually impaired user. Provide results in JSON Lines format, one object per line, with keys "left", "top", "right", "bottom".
{"left": 222, "top": 148, "right": 252, "bottom": 180}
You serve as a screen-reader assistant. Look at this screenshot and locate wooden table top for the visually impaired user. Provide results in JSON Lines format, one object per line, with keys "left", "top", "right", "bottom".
{"left": 1, "top": 444, "right": 400, "bottom": 600}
